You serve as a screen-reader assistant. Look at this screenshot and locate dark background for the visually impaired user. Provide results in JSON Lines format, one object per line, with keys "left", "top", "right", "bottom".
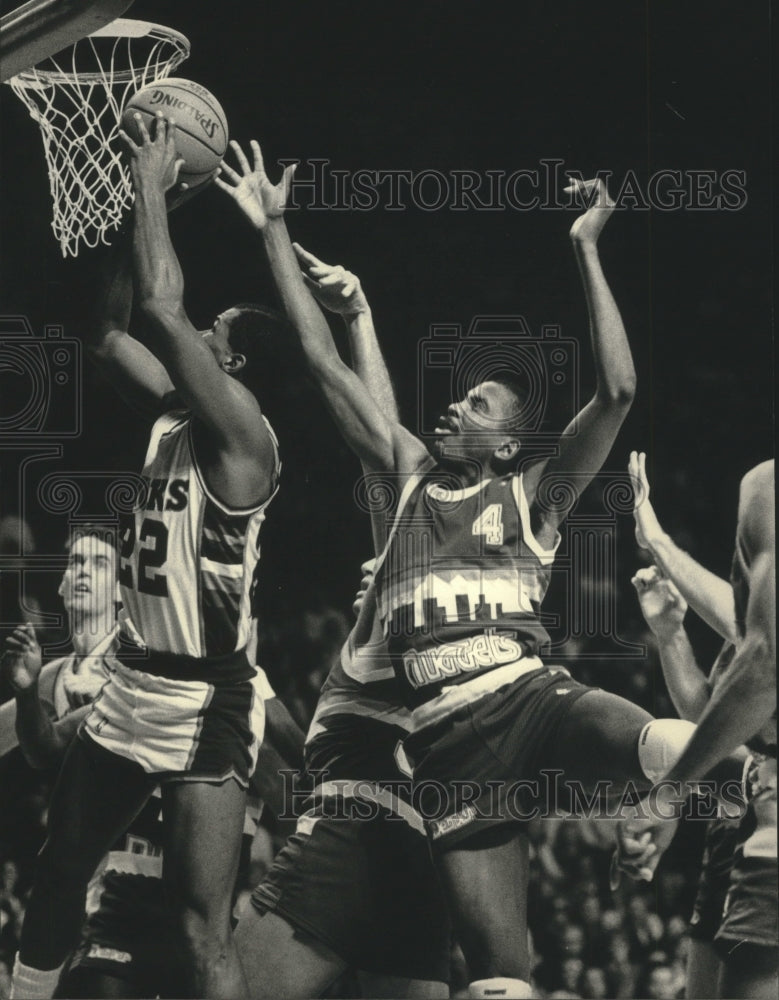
{"left": 0, "top": 0, "right": 773, "bottom": 677}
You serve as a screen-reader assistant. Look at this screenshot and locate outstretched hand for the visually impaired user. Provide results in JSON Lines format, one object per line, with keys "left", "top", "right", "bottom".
{"left": 565, "top": 177, "right": 616, "bottom": 243}
{"left": 1, "top": 623, "right": 42, "bottom": 693}
{"left": 118, "top": 112, "right": 184, "bottom": 195}
{"left": 292, "top": 244, "right": 370, "bottom": 317}
{"left": 629, "top": 450, "right": 663, "bottom": 551}
{"left": 214, "top": 140, "right": 296, "bottom": 230}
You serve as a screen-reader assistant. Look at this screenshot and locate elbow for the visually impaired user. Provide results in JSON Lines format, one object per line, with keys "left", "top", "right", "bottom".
{"left": 138, "top": 295, "right": 183, "bottom": 327}
{"left": 598, "top": 377, "right": 636, "bottom": 410}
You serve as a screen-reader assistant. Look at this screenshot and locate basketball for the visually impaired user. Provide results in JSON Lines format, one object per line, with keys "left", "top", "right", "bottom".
{"left": 122, "top": 78, "right": 228, "bottom": 188}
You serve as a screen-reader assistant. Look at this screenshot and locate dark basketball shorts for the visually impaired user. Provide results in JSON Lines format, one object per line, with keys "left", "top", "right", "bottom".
{"left": 688, "top": 818, "right": 742, "bottom": 942}
{"left": 64, "top": 873, "right": 184, "bottom": 995}
{"left": 83, "top": 650, "right": 266, "bottom": 787}
{"left": 715, "top": 855, "right": 779, "bottom": 956}
{"left": 403, "top": 666, "right": 591, "bottom": 847}
{"left": 251, "top": 785, "right": 451, "bottom": 982}
{"left": 715, "top": 754, "right": 778, "bottom": 957}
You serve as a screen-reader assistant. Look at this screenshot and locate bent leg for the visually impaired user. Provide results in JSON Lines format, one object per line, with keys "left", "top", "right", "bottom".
{"left": 542, "top": 689, "right": 654, "bottom": 792}
{"left": 234, "top": 905, "right": 346, "bottom": 1000}
{"left": 161, "top": 778, "right": 249, "bottom": 1000}
{"left": 19, "top": 735, "right": 155, "bottom": 971}
{"left": 434, "top": 824, "right": 530, "bottom": 984}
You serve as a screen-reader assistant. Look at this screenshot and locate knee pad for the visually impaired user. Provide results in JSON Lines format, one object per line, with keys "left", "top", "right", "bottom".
{"left": 468, "top": 979, "right": 533, "bottom": 999}
{"left": 638, "top": 718, "right": 696, "bottom": 782}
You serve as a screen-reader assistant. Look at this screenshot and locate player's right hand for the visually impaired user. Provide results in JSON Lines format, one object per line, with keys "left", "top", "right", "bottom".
{"left": 1, "top": 623, "right": 43, "bottom": 692}
{"left": 631, "top": 566, "right": 688, "bottom": 637}
{"left": 214, "top": 140, "right": 296, "bottom": 231}
{"left": 564, "top": 177, "right": 615, "bottom": 243}
{"left": 292, "top": 244, "right": 370, "bottom": 317}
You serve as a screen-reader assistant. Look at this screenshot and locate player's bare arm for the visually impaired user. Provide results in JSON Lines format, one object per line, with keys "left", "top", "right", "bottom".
{"left": 292, "top": 243, "right": 400, "bottom": 425}
{"left": 617, "top": 462, "right": 775, "bottom": 880}
{"left": 215, "top": 140, "right": 427, "bottom": 475}
{"left": 87, "top": 236, "right": 175, "bottom": 418}
{"left": 630, "top": 451, "right": 737, "bottom": 641}
{"left": 632, "top": 566, "right": 712, "bottom": 722}
{"left": 527, "top": 178, "right": 636, "bottom": 543}
{"left": 664, "top": 462, "right": 776, "bottom": 783}
{"left": 291, "top": 244, "right": 404, "bottom": 554}
{"left": 119, "top": 115, "right": 276, "bottom": 507}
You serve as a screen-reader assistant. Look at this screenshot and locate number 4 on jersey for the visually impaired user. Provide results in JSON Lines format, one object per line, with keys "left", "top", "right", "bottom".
{"left": 472, "top": 503, "right": 504, "bottom": 545}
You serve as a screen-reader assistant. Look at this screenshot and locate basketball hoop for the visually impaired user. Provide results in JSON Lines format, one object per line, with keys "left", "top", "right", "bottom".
{"left": 6, "top": 19, "right": 190, "bottom": 257}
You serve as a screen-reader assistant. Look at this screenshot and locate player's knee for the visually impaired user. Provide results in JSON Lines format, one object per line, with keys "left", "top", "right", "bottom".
{"left": 637, "top": 718, "right": 696, "bottom": 782}
{"left": 458, "top": 930, "right": 528, "bottom": 983}
{"left": 176, "top": 905, "right": 232, "bottom": 963}
{"left": 35, "top": 837, "right": 96, "bottom": 893}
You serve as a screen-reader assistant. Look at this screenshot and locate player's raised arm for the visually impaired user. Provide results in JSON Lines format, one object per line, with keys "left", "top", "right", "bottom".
{"left": 529, "top": 179, "right": 635, "bottom": 528}
{"left": 215, "top": 140, "right": 426, "bottom": 475}
{"left": 292, "top": 244, "right": 400, "bottom": 424}
{"left": 119, "top": 115, "right": 276, "bottom": 503}
{"left": 632, "top": 566, "right": 712, "bottom": 722}
{"left": 629, "top": 451, "right": 737, "bottom": 641}
{"left": 86, "top": 236, "right": 175, "bottom": 418}
{"left": 290, "top": 244, "right": 406, "bottom": 553}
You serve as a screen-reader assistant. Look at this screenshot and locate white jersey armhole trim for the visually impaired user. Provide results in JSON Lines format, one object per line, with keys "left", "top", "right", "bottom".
{"left": 372, "top": 458, "right": 435, "bottom": 576}
{"left": 513, "top": 473, "right": 561, "bottom": 566}
{"left": 186, "top": 414, "right": 281, "bottom": 518}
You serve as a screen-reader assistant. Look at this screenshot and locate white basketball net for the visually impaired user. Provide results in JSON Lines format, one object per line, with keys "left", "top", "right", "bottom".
{"left": 7, "top": 19, "right": 189, "bottom": 257}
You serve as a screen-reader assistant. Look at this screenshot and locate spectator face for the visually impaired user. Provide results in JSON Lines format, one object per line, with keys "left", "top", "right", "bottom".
{"left": 561, "top": 957, "right": 584, "bottom": 993}
{"left": 582, "top": 967, "right": 608, "bottom": 999}
{"left": 600, "top": 908, "right": 622, "bottom": 933}
{"left": 647, "top": 965, "right": 677, "bottom": 1000}
{"left": 58, "top": 535, "right": 117, "bottom": 621}
{"left": 562, "top": 924, "right": 586, "bottom": 958}
{"left": 580, "top": 894, "right": 602, "bottom": 926}
{"left": 608, "top": 933, "right": 631, "bottom": 964}
{"left": 0, "top": 862, "right": 17, "bottom": 893}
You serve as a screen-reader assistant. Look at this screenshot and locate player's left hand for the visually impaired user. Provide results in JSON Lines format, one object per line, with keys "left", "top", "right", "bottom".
{"left": 629, "top": 451, "right": 664, "bottom": 552}
{"left": 613, "top": 783, "right": 683, "bottom": 882}
{"left": 292, "top": 244, "right": 370, "bottom": 317}
{"left": 118, "top": 112, "right": 184, "bottom": 194}
{"left": 214, "top": 140, "right": 296, "bottom": 230}
{"left": 1, "top": 623, "right": 43, "bottom": 692}
{"left": 565, "top": 177, "right": 615, "bottom": 243}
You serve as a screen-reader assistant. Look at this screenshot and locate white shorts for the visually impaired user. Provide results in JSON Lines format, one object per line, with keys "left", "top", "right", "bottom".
{"left": 84, "top": 658, "right": 268, "bottom": 787}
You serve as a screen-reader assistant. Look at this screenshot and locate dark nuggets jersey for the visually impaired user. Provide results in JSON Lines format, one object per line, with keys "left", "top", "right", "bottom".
{"left": 118, "top": 410, "right": 279, "bottom": 658}
{"left": 375, "top": 468, "right": 559, "bottom": 709}
{"left": 305, "top": 599, "right": 413, "bottom": 795}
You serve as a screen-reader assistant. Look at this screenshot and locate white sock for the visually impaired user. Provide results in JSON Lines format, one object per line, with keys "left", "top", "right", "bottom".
{"left": 468, "top": 978, "right": 533, "bottom": 999}
{"left": 637, "top": 718, "right": 695, "bottom": 782}
{"left": 10, "top": 956, "right": 64, "bottom": 1000}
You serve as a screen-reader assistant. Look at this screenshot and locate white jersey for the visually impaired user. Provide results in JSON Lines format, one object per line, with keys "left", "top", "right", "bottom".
{"left": 118, "top": 410, "right": 279, "bottom": 658}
